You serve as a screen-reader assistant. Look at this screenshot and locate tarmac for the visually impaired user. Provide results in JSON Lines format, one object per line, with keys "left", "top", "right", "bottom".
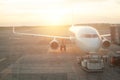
{"left": 0, "top": 27, "right": 120, "bottom": 80}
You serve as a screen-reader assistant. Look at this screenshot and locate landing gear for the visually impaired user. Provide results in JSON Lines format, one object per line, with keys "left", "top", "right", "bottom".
{"left": 60, "top": 44, "right": 66, "bottom": 51}
{"left": 60, "top": 39, "right": 66, "bottom": 52}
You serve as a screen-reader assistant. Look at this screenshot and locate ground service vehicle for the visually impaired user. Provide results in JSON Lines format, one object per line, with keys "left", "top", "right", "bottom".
{"left": 78, "top": 54, "right": 104, "bottom": 72}
{"left": 109, "top": 51, "right": 120, "bottom": 67}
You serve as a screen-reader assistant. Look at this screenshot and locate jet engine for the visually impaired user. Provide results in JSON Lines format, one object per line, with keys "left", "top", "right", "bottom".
{"left": 102, "top": 38, "right": 111, "bottom": 48}
{"left": 49, "top": 39, "right": 59, "bottom": 50}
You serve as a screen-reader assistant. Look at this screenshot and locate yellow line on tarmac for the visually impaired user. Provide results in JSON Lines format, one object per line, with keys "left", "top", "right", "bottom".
{"left": 0, "top": 58, "right": 6, "bottom": 62}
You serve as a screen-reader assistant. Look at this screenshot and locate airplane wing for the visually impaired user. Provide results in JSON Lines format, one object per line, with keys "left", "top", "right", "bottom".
{"left": 101, "top": 34, "right": 111, "bottom": 37}
{"left": 13, "top": 27, "right": 73, "bottom": 39}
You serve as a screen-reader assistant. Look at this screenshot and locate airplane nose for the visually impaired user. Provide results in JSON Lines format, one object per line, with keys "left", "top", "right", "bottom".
{"left": 85, "top": 38, "right": 101, "bottom": 52}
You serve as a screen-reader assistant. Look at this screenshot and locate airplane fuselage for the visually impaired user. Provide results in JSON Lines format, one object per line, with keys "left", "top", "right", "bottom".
{"left": 69, "top": 26, "right": 102, "bottom": 53}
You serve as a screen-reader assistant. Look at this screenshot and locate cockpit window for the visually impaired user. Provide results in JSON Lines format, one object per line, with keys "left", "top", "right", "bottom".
{"left": 80, "top": 34, "right": 98, "bottom": 38}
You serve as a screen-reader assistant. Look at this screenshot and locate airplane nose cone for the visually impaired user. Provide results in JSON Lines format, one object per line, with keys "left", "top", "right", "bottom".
{"left": 87, "top": 39, "right": 101, "bottom": 52}
{"left": 86, "top": 39, "right": 101, "bottom": 52}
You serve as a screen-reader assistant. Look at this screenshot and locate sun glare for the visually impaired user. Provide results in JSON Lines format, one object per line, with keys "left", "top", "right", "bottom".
{"left": 47, "top": 15, "right": 62, "bottom": 26}
{"left": 44, "top": 11, "right": 65, "bottom": 26}
{"left": 39, "top": 8, "right": 68, "bottom": 26}
{"left": 1, "top": 0, "right": 120, "bottom": 26}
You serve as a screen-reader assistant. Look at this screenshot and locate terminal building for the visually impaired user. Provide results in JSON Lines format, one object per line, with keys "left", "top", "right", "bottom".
{"left": 110, "top": 25, "right": 120, "bottom": 45}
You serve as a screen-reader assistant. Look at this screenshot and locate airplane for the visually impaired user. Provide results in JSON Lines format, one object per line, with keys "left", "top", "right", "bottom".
{"left": 12, "top": 26, "right": 111, "bottom": 54}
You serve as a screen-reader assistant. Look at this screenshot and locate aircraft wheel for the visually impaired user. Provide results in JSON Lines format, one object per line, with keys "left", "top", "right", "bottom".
{"left": 60, "top": 45, "right": 66, "bottom": 52}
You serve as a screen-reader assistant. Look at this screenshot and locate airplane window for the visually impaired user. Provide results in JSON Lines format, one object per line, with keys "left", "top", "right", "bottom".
{"left": 80, "top": 34, "right": 98, "bottom": 38}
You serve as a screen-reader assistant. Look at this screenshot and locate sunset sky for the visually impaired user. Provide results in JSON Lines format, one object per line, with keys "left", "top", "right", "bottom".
{"left": 0, "top": 0, "right": 120, "bottom": 26}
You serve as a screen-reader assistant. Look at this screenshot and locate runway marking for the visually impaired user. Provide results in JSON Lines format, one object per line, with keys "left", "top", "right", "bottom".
{"left": 9, "top": 37, "right": 22, "bottom": 40}
{"left": 0, "top": 58, "right": 6, "bottom": 62}
{"left": 15, "top": 56, "right": 24, "bottom": 63}
{"left": 0, "top": 56, "right": 24, "bottom": 79}
{"left": 0, "top": 67, "right": 12, "bottom": 80}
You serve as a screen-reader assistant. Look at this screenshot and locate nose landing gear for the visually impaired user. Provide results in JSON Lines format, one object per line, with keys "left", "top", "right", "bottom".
{"left": 60, "top": 39, "right": 66, "bottom": 52}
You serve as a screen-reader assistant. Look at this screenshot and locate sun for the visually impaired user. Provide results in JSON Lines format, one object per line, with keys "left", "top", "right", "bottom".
{"left": 43, "top": 8, "right": 66, "bottom": 26}
{"left": 46, "top": 14, "right": 63, "bottom": 26}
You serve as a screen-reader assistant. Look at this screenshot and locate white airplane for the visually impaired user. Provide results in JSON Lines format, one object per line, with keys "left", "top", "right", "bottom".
{"left": 13, "top": 26, "right": 111, "bottom": 54}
